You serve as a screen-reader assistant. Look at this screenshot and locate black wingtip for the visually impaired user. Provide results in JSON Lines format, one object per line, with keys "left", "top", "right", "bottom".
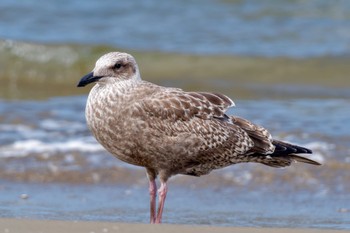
{"left": 272, "top": 140, "right": 312, "bottom": 155}
{"left": 271, "top": 140, "right": 321, "bottom": 166}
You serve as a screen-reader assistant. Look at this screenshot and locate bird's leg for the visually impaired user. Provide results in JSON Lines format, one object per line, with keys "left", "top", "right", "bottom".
{"left": 155, "top": 181, "right": 168, "bottom": 224}
{"left": 149, "top": 179, "right": 157, "bottom": 223}
{"left": 146, "top": 168, "right": 157, "bottom": 224}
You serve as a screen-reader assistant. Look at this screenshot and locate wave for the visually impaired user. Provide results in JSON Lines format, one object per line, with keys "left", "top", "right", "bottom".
{"left": 1, "top": 40, "right": 350, "bottom": 100}
{"left": 0, "top": 138, "right": 104, "bottom": 158}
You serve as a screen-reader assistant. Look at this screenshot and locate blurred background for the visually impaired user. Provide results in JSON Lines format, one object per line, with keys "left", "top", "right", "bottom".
{"left": 0, "top": 0, "right": 349, "bottom": 229}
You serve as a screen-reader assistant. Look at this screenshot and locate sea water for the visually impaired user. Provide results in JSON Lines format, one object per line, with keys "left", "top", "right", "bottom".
{"left": 0, "top": 96, "right": 349, "bottom": 229}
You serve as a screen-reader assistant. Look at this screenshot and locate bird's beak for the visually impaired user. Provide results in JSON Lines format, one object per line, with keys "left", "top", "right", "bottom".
{"left": 77, "top": 72, "right": 102, "bottom": 87}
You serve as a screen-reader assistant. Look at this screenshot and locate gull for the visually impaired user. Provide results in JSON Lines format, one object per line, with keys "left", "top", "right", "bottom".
{"left": 77, "top": 52, "right": 321, "bottom": 224}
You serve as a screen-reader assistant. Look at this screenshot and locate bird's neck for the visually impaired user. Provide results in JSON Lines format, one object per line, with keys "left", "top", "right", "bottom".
{"left": 94, "top": 76, "right": 141, "bottom": 97}
{"left": 113, "top": 77, "right": 141, "bottom": 95}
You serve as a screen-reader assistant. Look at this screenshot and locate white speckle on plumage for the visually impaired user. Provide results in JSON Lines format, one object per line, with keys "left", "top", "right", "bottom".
{"left": 77, "top": 51, "right": 321, "bottom": 224}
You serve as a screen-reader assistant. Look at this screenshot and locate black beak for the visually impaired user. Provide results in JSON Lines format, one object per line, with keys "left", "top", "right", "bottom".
{"left": 77, "top": 72, "right": 102, "bottom": 87}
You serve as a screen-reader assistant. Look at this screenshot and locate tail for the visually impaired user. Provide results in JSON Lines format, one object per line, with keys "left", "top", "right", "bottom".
{"left": 259, "top": 140, "right": 321, "bottom": 168}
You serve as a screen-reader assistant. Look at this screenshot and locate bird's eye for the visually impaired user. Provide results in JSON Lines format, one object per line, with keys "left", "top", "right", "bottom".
{"left": 114, "top": 63, "right": 122, "bottom": 69}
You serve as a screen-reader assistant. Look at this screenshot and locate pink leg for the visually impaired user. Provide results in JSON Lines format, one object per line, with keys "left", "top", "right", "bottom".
{"left": 149, "top": 179, "right": 157, "bottom": 223}
{"left": 155, "top": 182, "right": 168, "bottom": 224}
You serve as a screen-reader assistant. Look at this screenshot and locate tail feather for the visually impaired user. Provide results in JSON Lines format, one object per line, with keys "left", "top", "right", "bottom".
{"left": 289, "top": 154, "right": 321, "bottom": 166}
{"left": 258, "top": 140, "right": 321, "bottom": 167}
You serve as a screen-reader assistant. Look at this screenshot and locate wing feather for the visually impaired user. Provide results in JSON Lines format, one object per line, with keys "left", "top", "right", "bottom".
{"left": 231, "top": 116, "right": 275, "bottom": 154}
{"left": 140, "top": 89, "right": 235, "bottom": 121}
{"left": 127, "top": 87, "right": 253, "bottom": 163}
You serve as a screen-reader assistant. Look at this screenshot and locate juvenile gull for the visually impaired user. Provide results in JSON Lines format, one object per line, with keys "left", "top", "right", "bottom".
{"left": 77, "top": 52, "right": 321, "bottom": 224}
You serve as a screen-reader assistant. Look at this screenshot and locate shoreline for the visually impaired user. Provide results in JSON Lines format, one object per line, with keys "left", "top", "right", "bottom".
{"left": 0, "top": 218, "right": 347, "bottom": 233}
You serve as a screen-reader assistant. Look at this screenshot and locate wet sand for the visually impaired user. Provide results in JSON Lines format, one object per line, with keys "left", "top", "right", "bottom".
{"left": 0, "top": 218, "right": 347, "bottom": 233}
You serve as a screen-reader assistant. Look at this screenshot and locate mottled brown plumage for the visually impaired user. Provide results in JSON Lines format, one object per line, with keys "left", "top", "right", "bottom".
{"left": 77, "top": 52, "right": 321, "bottom": 224}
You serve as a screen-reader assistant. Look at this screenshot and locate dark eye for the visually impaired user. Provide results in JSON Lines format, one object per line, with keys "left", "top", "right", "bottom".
{"left": 114, "top": 63, "right": 122, "bottom": 69}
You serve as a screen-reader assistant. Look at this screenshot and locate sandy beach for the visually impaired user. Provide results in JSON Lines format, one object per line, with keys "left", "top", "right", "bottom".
{"left": 1, "top": 218, "right": 348, "bottom": 233}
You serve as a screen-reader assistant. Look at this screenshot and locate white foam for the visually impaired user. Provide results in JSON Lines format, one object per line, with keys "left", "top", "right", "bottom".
{"left": 0, "top": 124, "right": 32, "bottom": 132}
{"left": 3, "top": 40, "right": 78, "bottom": 65}
{"left": 39, "top": 119, "right": 85, "bottom": 131}
{"left": 0, "top": 123, "right": 47, "bottom": 139}
{"left": 304, "top": 141, "right": 335, "bottom": 151}
{"left": 0, "top": 138, "right": 104, "bottom": 158}
{"left": 302, "top": 141, "right": 334, "bottom": 164}
{"left": 223, "top": 170, "right": 252, "bottom": 185}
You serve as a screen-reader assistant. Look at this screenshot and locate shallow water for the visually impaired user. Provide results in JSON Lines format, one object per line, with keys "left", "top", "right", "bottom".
{"left": 0, "top": 96, "right": 349, "bottom": 230}
{"left": 1, "top": 182, "right": 349, "bottom": 229}
{"left": 0, "top": 0, "right": 350, "bottom": 57}
{"left": 1, "top": 96, "right": 348, "bottom": 162}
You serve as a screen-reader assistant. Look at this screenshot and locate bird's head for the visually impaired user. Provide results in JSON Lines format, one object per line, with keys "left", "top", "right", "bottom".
{"left": 77, "top": 52, "right": 141, "bottom": 87}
